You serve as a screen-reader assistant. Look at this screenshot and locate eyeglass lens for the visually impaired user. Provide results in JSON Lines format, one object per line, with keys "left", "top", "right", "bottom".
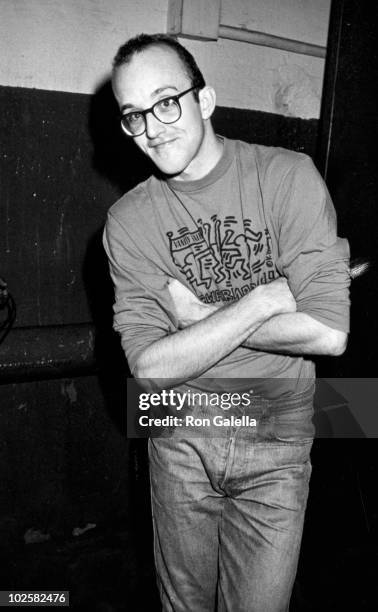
{"left": 122, "top": 97, "right": 181, "bottom": 136}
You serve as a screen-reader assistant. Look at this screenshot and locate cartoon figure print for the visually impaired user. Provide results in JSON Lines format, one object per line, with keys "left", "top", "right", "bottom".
{"left": 167, "top": 215, "right": 278, "bottom": 305}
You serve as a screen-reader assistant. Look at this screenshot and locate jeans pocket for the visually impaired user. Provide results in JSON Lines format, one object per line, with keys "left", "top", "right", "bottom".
{"left": 270, "top": 404, "right": 315, "bottom": 444}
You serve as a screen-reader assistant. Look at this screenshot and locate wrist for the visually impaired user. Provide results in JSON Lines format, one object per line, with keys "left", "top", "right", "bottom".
{"left": 244, "top": 286, "right": 276, "bottom": 320}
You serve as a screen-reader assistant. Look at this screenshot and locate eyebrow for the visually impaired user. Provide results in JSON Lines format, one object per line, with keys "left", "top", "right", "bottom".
{"left": 120, "top": 85, "right": 180, "bottom": 113}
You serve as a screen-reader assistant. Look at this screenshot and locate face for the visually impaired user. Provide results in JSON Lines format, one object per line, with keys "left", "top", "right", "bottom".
{"left": 112, "top": 46, "right": 214, "bottom": 180}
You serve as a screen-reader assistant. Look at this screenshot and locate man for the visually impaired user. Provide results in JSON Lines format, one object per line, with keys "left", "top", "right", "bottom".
{"left": 103, "top": 33, "right": 350, "bottom": 611}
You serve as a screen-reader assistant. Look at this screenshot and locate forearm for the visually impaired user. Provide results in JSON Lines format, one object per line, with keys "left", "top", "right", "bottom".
{"left": 242, "top": 312, "right": 347, "bottom": 356}
{"left": 134, "top": 284, "right": 289, "bottom": 390}
{"left": 186, "top": 296, "right": 348, "bottom": 356}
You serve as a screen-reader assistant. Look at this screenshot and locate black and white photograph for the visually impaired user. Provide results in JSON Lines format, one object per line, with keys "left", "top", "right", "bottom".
{"left": 0, "top": 1, "right": 377, "bottom": 610}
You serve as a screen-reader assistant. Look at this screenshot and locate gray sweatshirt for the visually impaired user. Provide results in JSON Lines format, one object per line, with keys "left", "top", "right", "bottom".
{"left": 103, "top": 137, "right": 350, "bottom": 397}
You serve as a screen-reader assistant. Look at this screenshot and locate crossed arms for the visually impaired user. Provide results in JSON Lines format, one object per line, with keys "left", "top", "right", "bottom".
{"left": 134, "top": 277, "right": 348, "bottom": 390}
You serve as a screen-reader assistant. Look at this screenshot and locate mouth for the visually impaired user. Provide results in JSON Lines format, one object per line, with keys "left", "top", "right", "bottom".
{"left": 149, "top": 139, "right": 176, "bottom": 151}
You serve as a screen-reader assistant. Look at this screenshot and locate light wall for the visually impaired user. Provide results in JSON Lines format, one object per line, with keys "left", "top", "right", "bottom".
{"left": 0, "top": 0, "right": 331, "bottom": 118}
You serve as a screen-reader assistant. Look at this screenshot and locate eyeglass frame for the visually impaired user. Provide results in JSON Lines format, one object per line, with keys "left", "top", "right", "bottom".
{"left": 120, "top": 85, "right": 200, "bottom": 137}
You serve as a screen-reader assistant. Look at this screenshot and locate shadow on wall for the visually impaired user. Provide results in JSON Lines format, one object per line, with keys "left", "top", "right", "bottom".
{"left": 80, "top": 78, "right": 152, "bottom": 434}
{"left": 88, "top": 78, "right": 156, "bottom": 194}
{"left": 82, "top": 78, "right": 164, "bottom": 434}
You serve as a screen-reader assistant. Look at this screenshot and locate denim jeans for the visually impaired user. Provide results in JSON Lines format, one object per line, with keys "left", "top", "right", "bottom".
{"left": 148, "top": 387, "right": 314, "bottom": 612}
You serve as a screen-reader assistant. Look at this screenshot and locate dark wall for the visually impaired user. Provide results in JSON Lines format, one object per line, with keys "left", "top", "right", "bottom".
{"left": 303, "top": 4, "right": 378, "bottom": 609}
{"left": 1, "top": 85, "right": 119, "bottom": 327}
{"left": 317, "top": 0, "right": 378, "bottom": 376}
{"left": 0, "top": 81, "right": 318, "bottom": 538}
{"left": 0, "top": 376, "right": 128, "bottom": 533}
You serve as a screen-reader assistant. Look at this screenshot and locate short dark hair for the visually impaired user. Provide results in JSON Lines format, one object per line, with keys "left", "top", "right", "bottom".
{"left": 112, "top": 33, "right": 206, "bottom": 100}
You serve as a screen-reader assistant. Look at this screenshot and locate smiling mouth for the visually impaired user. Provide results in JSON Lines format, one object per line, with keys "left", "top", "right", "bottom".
{"left": 150, "top": 139, "right": 176, "bottom": 150}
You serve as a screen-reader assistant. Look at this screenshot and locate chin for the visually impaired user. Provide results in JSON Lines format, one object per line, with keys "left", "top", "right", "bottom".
{"left": 151, "top": 157, "right": 188, "bottom": 177}
{"left": 144, "top": 138, "right": 202, "bottom": 178}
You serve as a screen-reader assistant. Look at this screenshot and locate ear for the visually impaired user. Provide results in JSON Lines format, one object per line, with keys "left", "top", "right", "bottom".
{"left": 198, "top": 86, "right": 217, "bottom": 120}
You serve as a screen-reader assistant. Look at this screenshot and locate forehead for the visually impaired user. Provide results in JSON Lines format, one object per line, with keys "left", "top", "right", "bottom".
{"left": 113, "top": 46, "right": 190, "bottom": 106}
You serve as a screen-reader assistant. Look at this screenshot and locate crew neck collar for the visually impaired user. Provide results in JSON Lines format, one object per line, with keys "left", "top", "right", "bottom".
{"left": 166, "top": 137, "right": 235, "bottom": 193}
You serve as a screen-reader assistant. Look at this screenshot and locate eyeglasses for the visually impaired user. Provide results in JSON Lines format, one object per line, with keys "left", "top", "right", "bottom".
{"left": 120, "top": 86, "right": 198, "bottom": 137}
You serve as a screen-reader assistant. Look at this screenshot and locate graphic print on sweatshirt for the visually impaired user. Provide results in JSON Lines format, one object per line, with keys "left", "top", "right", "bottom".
{"left": 167, "top": 215, "right": 278, "bottom": 304}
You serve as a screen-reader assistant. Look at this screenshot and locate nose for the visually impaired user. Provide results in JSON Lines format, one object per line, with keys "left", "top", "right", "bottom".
{"left": 144, "top": 110, "right": 165, "bottom": 140}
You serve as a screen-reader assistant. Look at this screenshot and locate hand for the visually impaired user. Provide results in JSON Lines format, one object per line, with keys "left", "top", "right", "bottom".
{"left": 253, "top": 277, "right": 297, "bottom": 317}
{"left": 167, "top": 279, "right": 218, "bottom": 328}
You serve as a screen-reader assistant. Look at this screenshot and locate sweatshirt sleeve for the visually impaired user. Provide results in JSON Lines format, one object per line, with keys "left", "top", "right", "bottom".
{"left": 103, "top": 210, "right": 177, "bottom": 374}
{"left": 273, "top": 156, "right": 350, "bottom": 333}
